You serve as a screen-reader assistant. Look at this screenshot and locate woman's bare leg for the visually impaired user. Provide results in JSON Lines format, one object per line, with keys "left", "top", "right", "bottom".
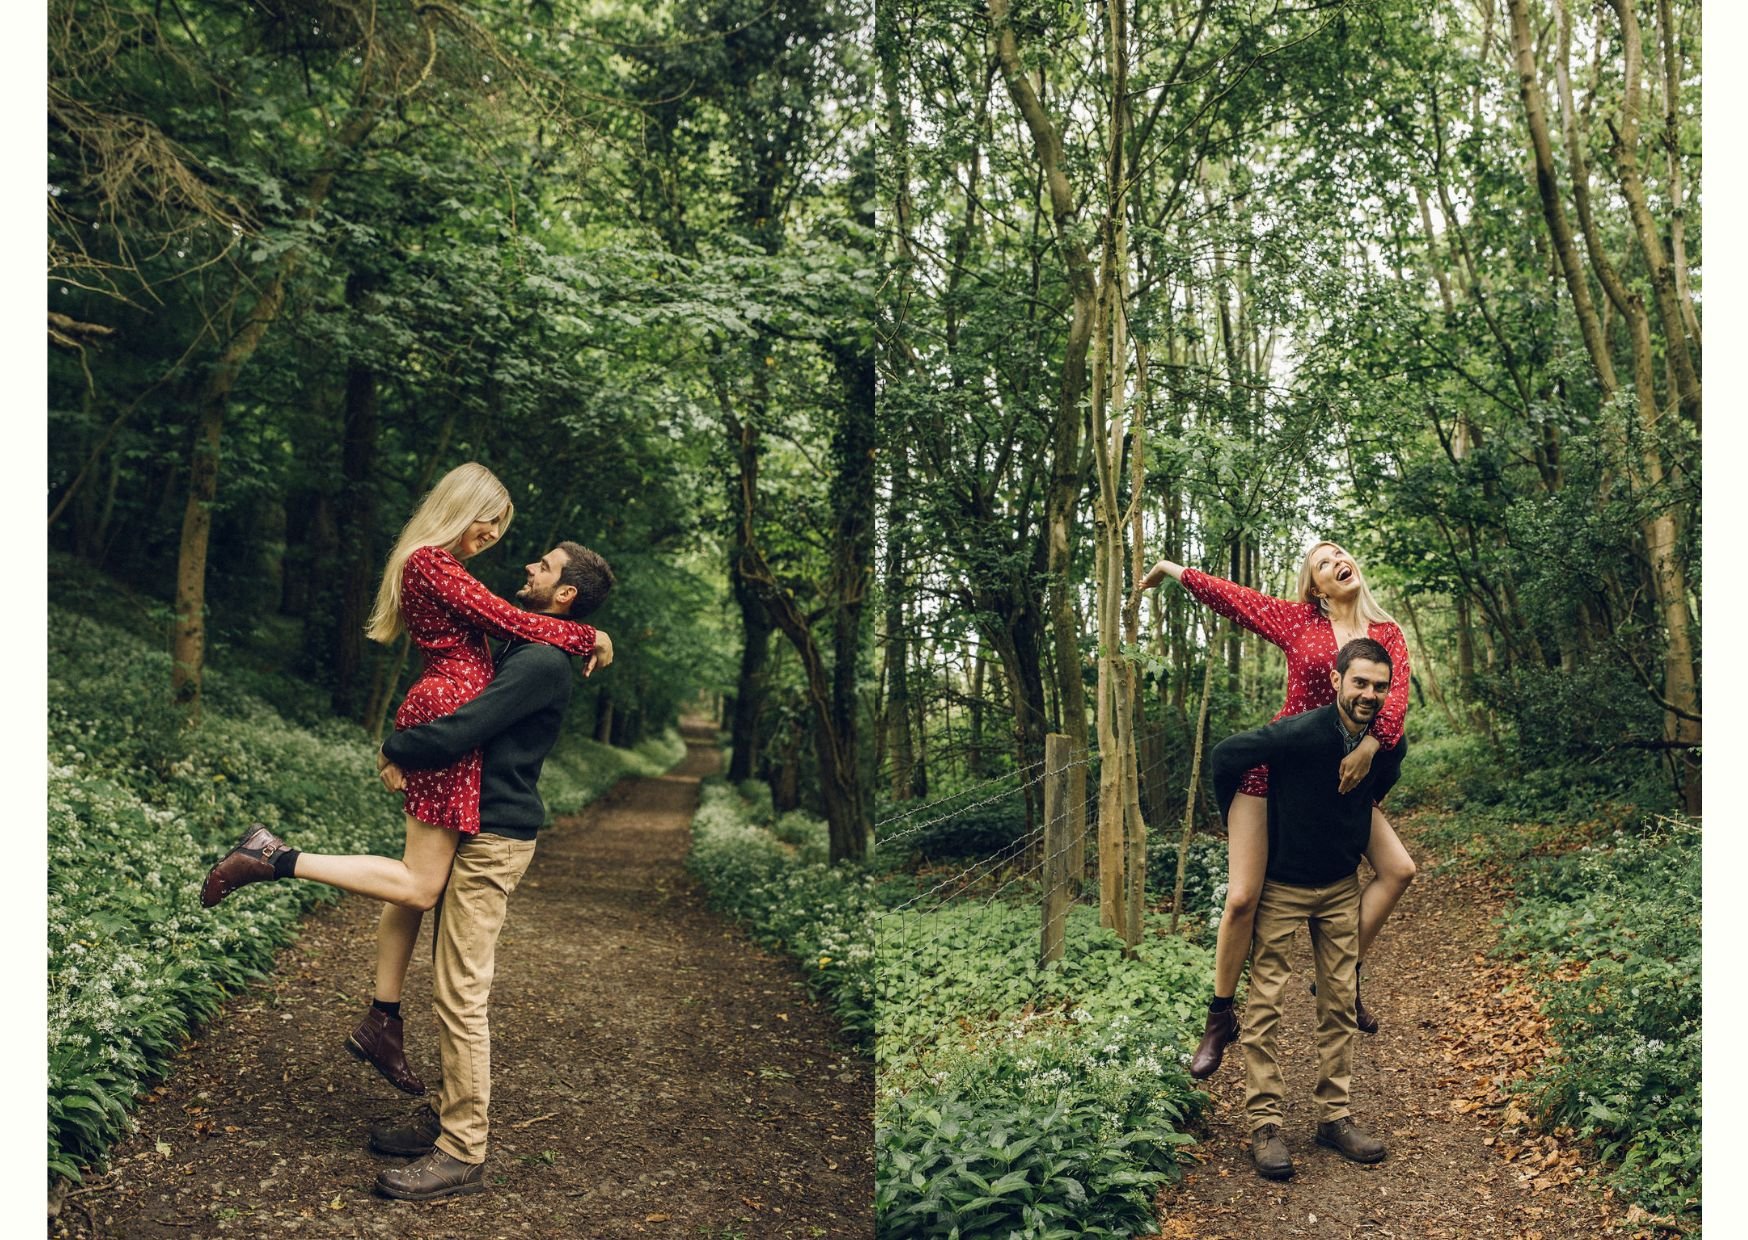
{"left": 1212, "top": 792, "right": 1270, "bottom": 997}
{"left": 1190, "top": 792, "right": 1270, "bottom": 1079}
{"left": 372, "top": 905, "right": 425, "bottom": 1005}
{"left": 291, "top": 814, "right": 459, "bottom": 911}
{"left": 1358, "top": 805, "right": 1416, "bottom": 959}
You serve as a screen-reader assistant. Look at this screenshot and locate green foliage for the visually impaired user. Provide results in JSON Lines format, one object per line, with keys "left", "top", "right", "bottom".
{"left": 876, "top": 1085, "right": 1188, "bottom": 1239}
{"left": 1497, "top": 817, "right": 1700, "bottom": 1225}
{"left": 1387, "top": 731, "right": 1672, "bottom": 837}
{"left": 877, "top": 904, "right": 1208, "bottom": 1078}
{"left": 877, "top": 903, "right": 1211, "bottom": 1236}
{"left": 47, "top": 605, "right": 665, "bottom": 1183}
{"left": 685, "top": 785, "right": 875, "bottom": 1049}
{"left": 876, "top": 798, "right": 1031, "bottom": 866}
{"left": 1144, "top": 833, "right": 1228, "bottom": 932}
{"left": 539, "top": 729, "right": 688, "bottom": 818}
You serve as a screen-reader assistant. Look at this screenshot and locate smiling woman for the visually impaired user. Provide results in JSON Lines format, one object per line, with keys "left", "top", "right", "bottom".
{"left": 1140, "top": 541, "right": 1416, "bottom": 1079}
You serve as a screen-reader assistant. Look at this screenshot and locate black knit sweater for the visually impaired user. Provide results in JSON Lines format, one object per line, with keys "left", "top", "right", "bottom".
{"left": 1210, "top": 704, "right": 1406, "bottom": 887}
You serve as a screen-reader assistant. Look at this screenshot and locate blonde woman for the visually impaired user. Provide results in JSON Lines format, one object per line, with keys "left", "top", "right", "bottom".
{"left": 1140, "top": 542, "right": 1415, "bottom": 1080}
{"left": 201, "top": 463, "right": 610, "bottom": 1094}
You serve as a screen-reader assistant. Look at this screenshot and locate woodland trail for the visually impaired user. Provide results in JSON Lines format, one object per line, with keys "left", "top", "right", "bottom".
{"left": 1154, "top": 812, "right": 1634, "bottom": 1240}
{"left": 53, "top": 722, "right": 872, "bottom": 1239}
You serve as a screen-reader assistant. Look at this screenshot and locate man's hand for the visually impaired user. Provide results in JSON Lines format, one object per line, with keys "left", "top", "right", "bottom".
{"left": 583, "top": 629, "right": 614, "bottom": 678}
{"left": 1338, "top": 733, "right": 1379, "bottom": 795}
{"left": 379, "top": 761, "right": 406, "bottom": 792}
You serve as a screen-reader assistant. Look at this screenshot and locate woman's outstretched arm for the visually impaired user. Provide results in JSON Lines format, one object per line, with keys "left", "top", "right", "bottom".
{"left": 1142, "top": 559, "right": 1307, "bottom": 649}
{"left": 1140, "top": 558, "right": 1186, "bottom": 589}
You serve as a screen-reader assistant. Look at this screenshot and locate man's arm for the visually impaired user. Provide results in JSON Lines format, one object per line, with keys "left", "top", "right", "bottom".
{"left": 1209, "top": 716, "right": 1301, "bottom": 822}
{"left": 1369, "top": 736, "right": 1407, "bottom": 803}
{"left": 382, "top": 647, "right": 569, "bottom": 770}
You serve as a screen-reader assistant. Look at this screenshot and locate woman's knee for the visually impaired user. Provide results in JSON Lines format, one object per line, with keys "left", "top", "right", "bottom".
{"left": 401, "top": 885, "right": 444, "bottom": 913}
{"left": 1376, "top": 851, "right": 1417, "bottom": 889}
{"left": 1223, "top": 882, "right": 1261, "bottom": 920}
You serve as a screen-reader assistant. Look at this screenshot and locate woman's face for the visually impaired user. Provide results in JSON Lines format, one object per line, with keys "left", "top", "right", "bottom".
{"left": 1307, "top": 543, "right": 1362, "bottom": 604}
{"left": 456, "top": 514, "right": 502, "bottom": 560}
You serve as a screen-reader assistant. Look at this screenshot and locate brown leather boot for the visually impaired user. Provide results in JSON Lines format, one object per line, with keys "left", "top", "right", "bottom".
{"left": 375, "top": 1149, "right": 484, "bottom": 1201}
{"left": 1316, "top": 1117, "right": 1387, "bottom": 1164}
{"left": 1354, "top": 986, "right": 1379, "bottom": 1036}
{"left": 1250, "top": 1123, "right": 1293, "bottom": 1180}
{"left": 1310, "top": 968, "right": 1380, "bottom": 1035}
{"left": 369, "top": 1103, "right": 441, "bottom": 1156}
{"left": 200, "top": 824, "right": 292, "bottom": 908}
{"left": 1188, "top": 1005, "right": 1239, "bottom": 1080}
{"left": 347, "top": 1007, "right": 426, "bottom": 1095}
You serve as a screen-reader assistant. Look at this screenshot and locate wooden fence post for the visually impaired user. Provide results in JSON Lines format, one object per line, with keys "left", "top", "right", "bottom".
{"left": 1040, "top": 732, "right": 1071, "bottom": 964}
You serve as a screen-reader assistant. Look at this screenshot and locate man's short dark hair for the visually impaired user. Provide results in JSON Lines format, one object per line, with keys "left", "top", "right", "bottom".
{"left": 1335, "top": 637, "right": 1392, "bottom": 677}
{"left": 555, "top": 542, "right": 614, "bottom": 618}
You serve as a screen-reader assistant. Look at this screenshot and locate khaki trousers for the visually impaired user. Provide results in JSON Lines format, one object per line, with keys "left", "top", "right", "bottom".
{"left": 1241, "top": 873, "right": 1361, "bottom": 1131}
{"left": 430, "top": 831, "right": 538, "bottom": 1164}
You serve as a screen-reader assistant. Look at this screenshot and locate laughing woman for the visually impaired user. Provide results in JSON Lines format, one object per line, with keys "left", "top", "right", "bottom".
{"left": 1140, "top": 541, "right": 1415, "bottom": 1079}
{"left": 200, "top": 463, "right": 611, "bottom": 1095}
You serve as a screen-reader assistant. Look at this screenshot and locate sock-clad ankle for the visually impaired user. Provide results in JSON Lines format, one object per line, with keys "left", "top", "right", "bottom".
{"left": 1209, "top": 994, "right": 1235, "bottom": 1013}
{"left": 373, "top": 998, "right": 402, "bottom": 1020}
{"left": 271, "top": 848, "right": 300, "bottom": 879}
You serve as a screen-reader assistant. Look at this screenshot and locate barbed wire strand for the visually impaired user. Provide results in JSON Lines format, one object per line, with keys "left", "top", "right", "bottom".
{"left": 873, "top": 733, "right": 1103, "bottom": 830}
{"left": 878, "top": 741, "right": 1182, "bottom": 923}
{"left": 874, "top": 749, "right": 1102, "bottom": 851}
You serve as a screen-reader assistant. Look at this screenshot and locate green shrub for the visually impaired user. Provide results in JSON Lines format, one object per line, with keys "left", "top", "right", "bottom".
{"left": 685, "top": 785, "right": 874, "bottom": 1049}
{"left": 876, "top": 797, "right": 1032, "bottom": 864}
{"left": 877, "top": 902, "right": 1210, "bottom": 1236}
{"left": 1144, "top": 832, "right": 1227, "bottom": 930}
{"left": 1497, "top": 816, "right": 1700, "bottom": 1225}
{"left": 539, "top": 728, "right": 686, "bottom": 816}
{"left": 877, "top": 1084, "right": 1187, "bottom": 1239}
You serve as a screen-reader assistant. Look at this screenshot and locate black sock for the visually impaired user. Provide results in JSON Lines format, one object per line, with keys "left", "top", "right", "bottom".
{"left": 1209, "top": 994, "right": 1235, "bottom": 1013}
{"left": 372, "top": 998, "right": 402, "bottom": 1020}
{"left": 271, "top": 848, "right": 301, "bottom": 879}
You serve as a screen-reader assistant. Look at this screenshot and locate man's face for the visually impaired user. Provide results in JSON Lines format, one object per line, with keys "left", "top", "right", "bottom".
{"left": 1332, "top": 658, "right": 1391, "bottom": 729}
{"left": 517, "top": 547, "right": 574, "bottom": 612}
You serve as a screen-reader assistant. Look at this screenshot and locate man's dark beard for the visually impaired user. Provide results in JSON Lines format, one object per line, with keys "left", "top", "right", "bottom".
{"left": 1337, "top": 690, "right": 1379, "bottom": 730}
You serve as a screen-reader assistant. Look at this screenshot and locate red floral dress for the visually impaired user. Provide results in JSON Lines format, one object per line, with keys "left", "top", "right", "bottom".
{"left": 1180, "top": 568, "right": 1409, "bottom": 798}
{"left": 392, "top": 545, "right": 597, "bottom": 833}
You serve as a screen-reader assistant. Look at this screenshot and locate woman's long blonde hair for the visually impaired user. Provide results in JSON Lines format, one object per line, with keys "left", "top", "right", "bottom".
{"left": 366, "top": 463, "right": 514, "bottom": 643}
{"left": 1295, "top": 540, "right": 1396, "bottom": 628}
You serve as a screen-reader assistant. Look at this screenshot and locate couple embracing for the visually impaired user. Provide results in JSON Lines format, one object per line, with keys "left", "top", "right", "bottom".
{"left": 202, "top": 462, "right": 613, "bottom": 1200}
{"left": 1143, "top": 543, "right": 1412, "bottom": 1180}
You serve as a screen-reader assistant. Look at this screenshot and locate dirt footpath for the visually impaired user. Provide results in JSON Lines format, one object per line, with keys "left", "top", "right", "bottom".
{"left": 1155, "top": 812, "right": 1628, "bottom": 1240}
{"left": 54, "top": 724, "right": 872, "bottom": 1239}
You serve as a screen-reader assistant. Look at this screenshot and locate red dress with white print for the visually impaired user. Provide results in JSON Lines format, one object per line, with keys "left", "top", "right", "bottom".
{"left": 393, "top": 545, "right": 596, "bottom": 834}
{"left": 1180, "top": 568, "right": 1409, "bottom": 798}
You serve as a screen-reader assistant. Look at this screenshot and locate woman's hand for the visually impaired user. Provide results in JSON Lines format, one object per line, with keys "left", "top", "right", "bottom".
{"left": 1139, "top": 559, "right": 1184, "bottom": 590}
{"left": 1338, "top": 733, "right": 1379, "bottom": 794}
{"left": 584, "top": 629, "right": 614, "bottom": 678}
{"left": 379, "top": 760, "right": 406, "bottom": 793}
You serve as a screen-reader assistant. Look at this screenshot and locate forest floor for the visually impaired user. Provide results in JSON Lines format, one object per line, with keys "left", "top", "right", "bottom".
{"left": 51, "top": 722, "right": 873, "bottom": 1240}
{"left": 1152, "top": 810, "right": 1662, "bottom": 1240}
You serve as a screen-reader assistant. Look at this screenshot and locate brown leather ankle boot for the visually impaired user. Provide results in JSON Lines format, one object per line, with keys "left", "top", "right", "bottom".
{"left": 1188, "top": 1004, "right": 1239, "bottom": 1080}
{"left": 346, "top": 1007, "right": 426, "bottom": 1095}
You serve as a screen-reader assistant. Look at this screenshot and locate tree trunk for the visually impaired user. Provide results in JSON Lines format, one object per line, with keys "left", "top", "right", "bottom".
{"left": 332, "top": 270, "right": 381, "bottom": 720}
{"left": 169, "top": 103, "right": 381, "bottom": 715}
{"left": 883, "top": 449, "right": 915, "bottom": 799}
{"left": 1603, "top": 0, "right": 1700, "bottom": 431}
{"left": 991, "top": 0, "right": 1097, "bottom": 867}
{"left": 1505, "top": 0, "right": 1618, "bottom": 394}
